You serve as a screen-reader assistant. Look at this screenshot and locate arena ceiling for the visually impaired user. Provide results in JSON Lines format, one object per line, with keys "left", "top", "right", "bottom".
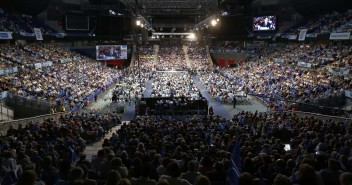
{"left": 120, "top": 0, "right": 219, "bottom": 16}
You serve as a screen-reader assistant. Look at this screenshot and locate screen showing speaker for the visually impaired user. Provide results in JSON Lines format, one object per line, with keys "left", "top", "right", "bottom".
{"left": 253, "top": 15, "right": 276, "bottom": 31}
{"left": 96, "top": 45, "right": 128, "bottom": 60}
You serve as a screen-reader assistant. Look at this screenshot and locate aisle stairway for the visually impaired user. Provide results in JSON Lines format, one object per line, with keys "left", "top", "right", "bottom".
{"left": 182, "top": 45, "right": 192, "bottom": 69}
{"left": 154, "top": 44, "right": 159, "bottom": 67}
{"left": 83, "top": 123, "right": 128, "bottom": 161}
{"left": 205, "top": 45, "right": 214, "bottom": 67}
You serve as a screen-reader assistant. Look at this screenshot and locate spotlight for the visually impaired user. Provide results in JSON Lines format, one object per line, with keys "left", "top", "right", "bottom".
{"left": 140, "top": 24, "right": 144, "bottom": 28}
{"left": 211, "top": 19, "right": 217, "bottom": 26}
{"left": 216, "top": 18, "right": 220, "bottom": 22}
{"left": 188, "top": 33, "right": 196, "bottom": 39}
{"left": 136, "top": 20, "right": 141, "bottom": 26}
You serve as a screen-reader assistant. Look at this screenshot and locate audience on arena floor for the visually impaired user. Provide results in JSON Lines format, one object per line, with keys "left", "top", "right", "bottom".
{"left": 151, "top": 72, "right": 200, "bottom": 98}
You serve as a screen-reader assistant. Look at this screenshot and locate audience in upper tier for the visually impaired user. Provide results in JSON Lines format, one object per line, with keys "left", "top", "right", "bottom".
{"left": 0, "top": 10, "right": 57, "bottom": 36}
{"left": 284, "top": 9, "right": 352, "bottom": 35}
{"left": 210, "top": 42, "right": 244, "bottom": 53}
{"left": 186, "top": 42, "right": 211, "bottom": 71}
{"left": 0, "top": 43, "right": 79, "bottom": 68}
{"left": 269, "top": 43, "right": 352, "bottom": 67}
{"left": 135, "top": 44, "right": 156, "bottom": 71}
{"left": 0, "top": 56, "right": 120, "bottom": 111}
{"left": 199, "top": 61, "right": 351, "bottom": 109}
{"left": 156, "top": 45, "right": 188, "bottom": 71}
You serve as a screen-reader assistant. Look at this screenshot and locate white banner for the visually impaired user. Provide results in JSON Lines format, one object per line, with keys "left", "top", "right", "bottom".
{"left": 306, "top": 33, "right": 318, "bottom": 38}
{"left": 288, "top": 35, "right": 297, "bottom": 40}
{"left": 0, "top": 32, "right": 12, "bottom": 39}
{"left": 329, "top": 32, "right": 351, "bottom": 40}
{"left": 33, "top": 28, "right": 43, "bottom": 40}
{"left": 345, "top": 90, "right": 352, "bottom": 99}
{"left": 34, "top": 61, "right": 53, "bottom": 69}
{"left": 329, "top": 67, "right": 351, "bottom": 75}
{"left": 297, "top": 61, "right": 312, "bottom": 68}
{"left": 298, "top": 29, "right": 307, "bottom": 41}
{"left": 0, "top": 67, "right": 18, "bottom": 76}
{"left": 0, "top": 91, "right": 8, "bottom": 100}
{"left": 273, "top": 58, "right": 285, "bottom": 63}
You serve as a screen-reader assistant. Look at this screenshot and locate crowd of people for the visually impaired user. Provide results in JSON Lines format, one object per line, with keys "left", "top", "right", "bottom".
{"left": 0, "top": 9, "right": 57, "bottom": 36}
{"left": 111, "top": 69, "right": 150, "bottom": 105}
{"left": 0, "top": 112, "right": 120, "bottom": 185}
{"left": 199, "top": 60, "right": 350, "bottom": 109}
{"left": 38, "top": 110, "right": 351, "bottom": 185}
{"left": 135, "top": 45, "right": 156, "bottom": 71}
{"left": 156, "top": 45, "right": 188, "bottom": 71}
{"left": 151, "top": 72, "right": 200, "bottom": 98}
{"left": 0, "top": 43, "right": 78, "bottom": 68}
{"left": 284, "top": 9, "right": 352, "bottom": 35}
{"left": 210, "top": 42, "right": 244, "bottom": 53}
{"left": 0, "top": 45, "right": 121, "bottom": 112}
{"left": 187, "top": 42, "right": 211, "bottom": 71}
{"left": 269, "top": 43, "right": 352, "bottom": 67}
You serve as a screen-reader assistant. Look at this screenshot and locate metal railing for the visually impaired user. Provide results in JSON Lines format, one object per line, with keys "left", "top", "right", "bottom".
{"left": 0, "top": 112, "right": 66, "bottom": 136}
{"left": 0, "top": 104, "right": 14, "bottom": 121}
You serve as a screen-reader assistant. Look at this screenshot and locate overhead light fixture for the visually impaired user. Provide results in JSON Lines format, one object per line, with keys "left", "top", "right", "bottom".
{"left": 136, "top": 20, "right": 141, "bottom": 26}
{"left": 188, "top": 33, "right": 196, "bottom": 39}
{"left": 211, "top": 19, "right": 217, "bottom": 26}
{"left": 216, "top": 18, "right": 220, "bottom": 22}
{"left": 141, "top": 23, "right": 144, "bottom": 28}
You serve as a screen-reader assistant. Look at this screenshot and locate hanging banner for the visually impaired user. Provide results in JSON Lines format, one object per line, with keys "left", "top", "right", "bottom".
{"left": 0, "top": 91, "right": 8, "bottom": 100}
{"left": 345, "top": 90, "right": 352, "bottom": 99}
{"left": 34, "top": 28, "right": 43, "bottom": 40}
{"left": 298, "top": 29, "right": 307, "bottom": 41}
{"left": 288, "top": 35, "right": 297, "bottom": 40}
{"left": 0, "top": 67, "right": 18, "bottom": 76}
{"left": 329, "top": 32, "right": 351, "bottom": 40}
{"left": 306, "top": 33, "right": 318, "bottom": 38}
{"left": 0, "top": 32, "right": 12, "bottom": 39}
{"left": 273, "top": 58, "right": 285, "bottom": 63}
{"left": 297, "top": 61, "right": 312, "bottom": 68}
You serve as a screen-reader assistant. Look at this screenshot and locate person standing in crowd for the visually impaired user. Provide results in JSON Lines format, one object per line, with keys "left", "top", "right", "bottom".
{"left": 208, "top": 106, "right": 214, "bottom": 115}
{"left": 233, "top": 96, "right": 237, "bottom": 108}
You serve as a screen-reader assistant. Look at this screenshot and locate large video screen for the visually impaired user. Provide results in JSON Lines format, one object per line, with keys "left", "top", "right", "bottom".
{"left": 253, "top": 15, "right": 276, "bottom": 31}
{"left": 96, "top": 45, "right": 128, "bottom": 60}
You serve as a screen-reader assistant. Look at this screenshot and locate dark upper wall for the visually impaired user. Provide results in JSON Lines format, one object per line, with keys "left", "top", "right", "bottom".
{"left": 0, "top": 0, "right": 53, "bottom": 15}
{"left": 290, "top": 0, "right": 352, "bottom": 17}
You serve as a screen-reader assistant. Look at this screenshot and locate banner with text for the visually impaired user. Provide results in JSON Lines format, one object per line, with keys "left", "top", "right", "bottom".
{"left": 0, "top": 67, "right": 18, "bottom": 76}
{"left": 297, "top": 61, "right": 312, "bottom": 68}
{"left": 288, "top": 35, "right": 297, "bottom": 40}
{"left": 345, "top": 90, "right": 352, "bottom": 99}
{"left": 329, "top": 67, "right": 351, "bottom": 75}
{"left": 273, "top": 58, "right": 285, "bottom": 63}
{"left": 329, "top": 32, "right": 351, "bottom": 40}
{"left": 0, "top": 91, "right": 8, "bottom": 100}
{"left": 298, "top": 29, "right": 308, "bottom": 41}
{"left": 0, "top": 32, "right": 12, "bottom": 40}
{"left": 34, "top": 61, "right": 53, "bottom": 69}
{"left": 33, "top": 28, "right": 43, "bottom": 41}
{"left": 306, "top": 33, "right": 318, "bottom": 38}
